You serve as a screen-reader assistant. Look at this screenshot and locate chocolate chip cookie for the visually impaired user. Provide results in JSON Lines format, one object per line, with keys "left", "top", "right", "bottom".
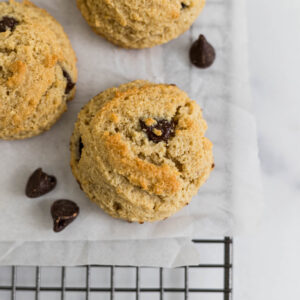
{"left": 77, "top": 0, "right": 205, "bottom": 48}
{"left": 70, "top": 81, "right": 213, "bottom": 222}
{"left": 0, "top": 0, "right": 77, "bottom": 140}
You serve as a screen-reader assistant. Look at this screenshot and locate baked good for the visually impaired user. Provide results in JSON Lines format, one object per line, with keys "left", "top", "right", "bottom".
{"left": 76, "top": 0, "right": 205, "bottom": 49}
{"left": 0, "top": 0, "right": 77, "bottom": 140}
{"left": 70, "top": 80, "right": 213, "bottom": 222}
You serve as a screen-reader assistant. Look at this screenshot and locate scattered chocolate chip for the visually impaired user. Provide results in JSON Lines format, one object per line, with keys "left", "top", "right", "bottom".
{"left": 78, "top": 137, "right": 84, "bottom": 160}
{"left": 25, "top": 168, "right": 57, "bottom": 198}
{"left": 0, "top": 16, "right": 19, "bottom": 33}
{"left": 190, "top": 34, "right": 216, "bottom": 68}
{"left": 51, "top": 199, "right": 79, "bottom": 232}
{"left": 139, "top": 221, "right": 144, "bottom": 224}
{"left": 181, "top": 3, "right": 188, "bottom": 9}
{"left": 62, "top": 70, "right": 75, "bottom": 94}
{"left": 212, "top": 163, "right": 215, "bottom": 169}
{"left": 140, "top": 119, "right": 176, "bottom": 143}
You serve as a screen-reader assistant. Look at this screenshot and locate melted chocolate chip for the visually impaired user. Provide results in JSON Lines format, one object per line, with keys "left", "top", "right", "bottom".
{"left": 78, "top": 137, "right": 84, "bottom": 160}
{"left": 0, "top": 16, "right": 19, "bottom": 33}
{"left": 25, "top": 168, "right": 57, "bottom": 198}
{"left": 113, "top": 202, "right": 122, "bottom": 211}
{"left": 51, "top": 199, "right": 79, "bottom": 232}
{"left": 181, "top": 3, "right": 188, "bottom": 9}
{"left": 212, "top": 163, "right": 215, "bottom": 169}
{"left": 62, "top": 70, "right": 75, "bottom": 94}
{"left": 190, "top": 34, "right": 216, "bottom": 68}
{"left": 140, "top": 119, "right": 176, "bottom": 143}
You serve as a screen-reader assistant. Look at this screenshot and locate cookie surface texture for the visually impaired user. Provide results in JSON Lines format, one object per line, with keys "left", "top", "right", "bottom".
{"left": 70, "top": 81, "right": 214, "bottom": 222}
{"left": 77, "top": 0, "right": 205, "bottom": 48}
{"left": 0, "top": 0, "right": 77, "bottom": 140}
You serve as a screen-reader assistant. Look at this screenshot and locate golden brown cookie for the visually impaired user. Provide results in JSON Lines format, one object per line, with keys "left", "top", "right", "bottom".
{"left": 77, "top": 0, "right": 205, "bottom": 49}
{"left": 0, "top": 0, "right": 77, "bottom": 140}
{"left": 70, "top": 81, "right": 214, "bottom": 222}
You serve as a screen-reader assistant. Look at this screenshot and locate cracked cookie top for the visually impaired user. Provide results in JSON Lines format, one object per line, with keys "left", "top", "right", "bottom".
{"left": 76, "top": 0, "right": 205, "bottom": 48}
{"left": 70, "top": 81, "right": 214, "bottom": 222}
{"left": 0, "top": 0, "right": 77, "bottom": 140}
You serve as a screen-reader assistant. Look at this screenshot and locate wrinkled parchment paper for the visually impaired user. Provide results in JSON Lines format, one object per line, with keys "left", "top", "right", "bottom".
{"left": 0, "top": 0, "right": 263, "bottom": 266}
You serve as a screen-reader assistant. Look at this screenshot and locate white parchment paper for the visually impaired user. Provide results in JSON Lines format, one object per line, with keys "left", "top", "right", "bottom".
{"left": 0, "top": 0, "right": 263, "bottom": 266}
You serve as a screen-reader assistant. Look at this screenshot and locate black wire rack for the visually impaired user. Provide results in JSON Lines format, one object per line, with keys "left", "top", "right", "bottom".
{"left": 0, "top": 237, "right": 232, "bottom": 300}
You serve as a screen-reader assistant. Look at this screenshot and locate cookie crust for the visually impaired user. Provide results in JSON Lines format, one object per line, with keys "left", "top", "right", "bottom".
{"left": 70, "top": 81, "right": 214, "bottom": 222}
{"left": 77, "top": 0, "right": 205, "bottom": 48}
{"left": 0, "top": 0, "right": 77, "bottom": 140}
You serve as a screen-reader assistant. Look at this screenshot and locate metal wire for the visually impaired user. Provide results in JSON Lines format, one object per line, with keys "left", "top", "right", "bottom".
{"left": 224, "top": 237, "right": 233, "bottom": 300}
{"left": 86, "top": 266, "right": 90, "bottom": 300}
{"left": 159, "top": 267, "right": 164, "bottom": 300}
{"left": 11, "top": 266, "right": 16, "bottom": 300}
{"left": 61, "top": 266, "right": 66, "bottom": 300}
{"left": 0, "top": 238, "right": 233, "bottom": 300}
{"left": 35, "top": 267, "right": 40, "bottom": 300}
{"left": 184, "top": 267, "right": 189, "bottom": 300}
{"left": 136, "top": 267, "right": 140, "bottom": 300}
{"left": 111, "top": 266, "right": 115, "bottom": 300}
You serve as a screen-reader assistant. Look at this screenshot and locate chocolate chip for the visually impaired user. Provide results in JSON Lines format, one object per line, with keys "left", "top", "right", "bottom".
{"left": 62, "top": 70, "right": 75, "bottom": 94}
{"left": 140, "top": 119, "right": 176, "bottom": 143}
{"left": 51, "top": 199, "right": 79, "bottom": 232}
{"left": 212, "top": 163, "right": 215, "bottom": 169}
{"left": 0, "top": 16, "right": 19, "bottom": 33}
{"left": 78, "top": 137, "right": 84, "bottom": 160}
{"left": 113, "top": 202, "right": 122, "bottom": 211}
{"left": 190, "top": 34, "right": 216, "bottom": 68}
{"left": 25, "top": 168, "right": 57, "bottom": 198}
{"left": 181, "top": 3, "right": 188, "bottom": 9}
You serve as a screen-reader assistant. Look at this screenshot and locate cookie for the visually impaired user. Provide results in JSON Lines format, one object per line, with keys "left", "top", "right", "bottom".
{"left": 70, "top": 81, "right": 213, "bottom": 222}
{"left": 0, "top": 0, "right": 77, "bottom": 140}
{"left": 77, "top": 0, "right": 205, "bottom": 49}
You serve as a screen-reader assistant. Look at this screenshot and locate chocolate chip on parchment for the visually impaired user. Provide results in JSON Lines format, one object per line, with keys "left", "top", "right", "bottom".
{"left": 62, "top": 70, "right": 75, "bottom": 94}
{"left": 51, "top": 199, "right": 79, "bottom": 232}
{"left": 0, "top": 16, "right": 19, "bottom": 33}
{"left": 140, "top": 119, "right": 176, "bottom": 143}
{"left": 190, "top": 34, "right": 216, "bottom": 68}
{"left": 25, "top": 168, "right": 57, "bottom": 198}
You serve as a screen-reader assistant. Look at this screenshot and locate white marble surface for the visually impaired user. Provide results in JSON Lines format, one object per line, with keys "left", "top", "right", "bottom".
{"left": 234, "top": 0, "right": 300, "bottom": 299}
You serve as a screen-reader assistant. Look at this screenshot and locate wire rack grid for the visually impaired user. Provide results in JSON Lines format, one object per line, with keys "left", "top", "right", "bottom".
{"left": 0, "top": 238, "right": 232, "bottom": 300}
